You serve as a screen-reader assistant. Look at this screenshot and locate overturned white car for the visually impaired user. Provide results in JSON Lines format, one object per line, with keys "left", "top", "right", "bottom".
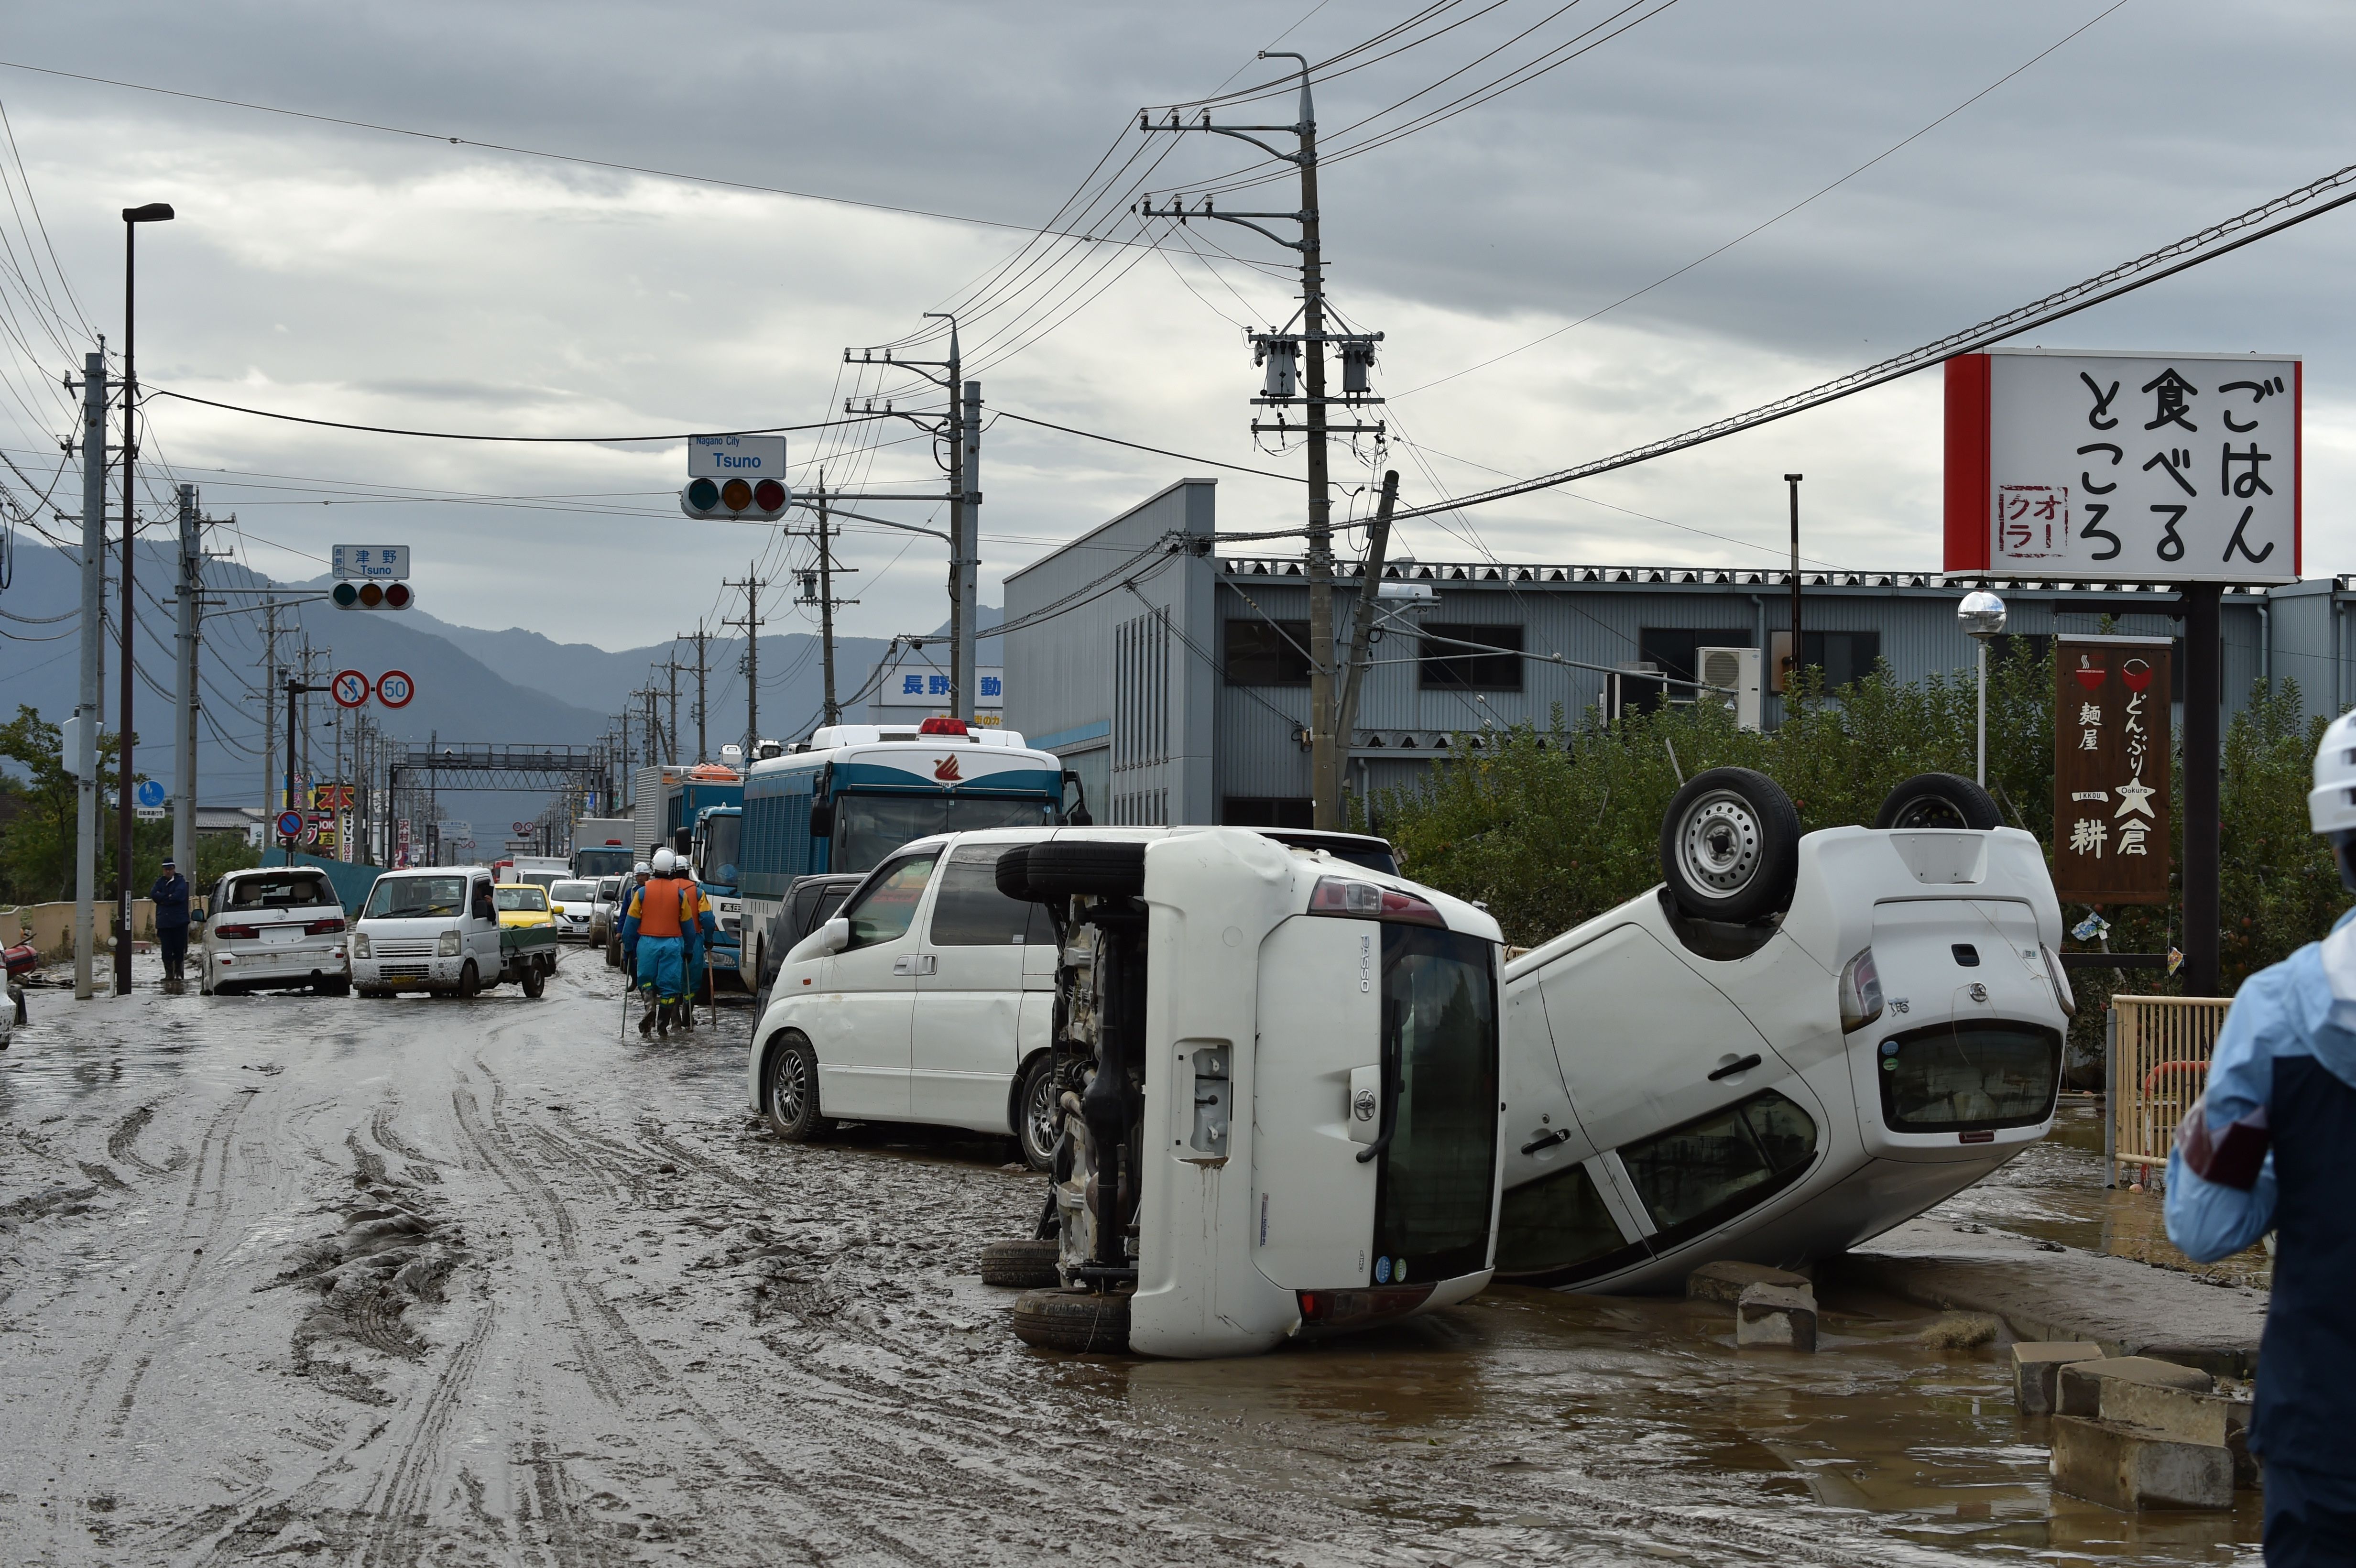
{"left": 1493, "top": 768, "right": 2073, "bottom": 1291}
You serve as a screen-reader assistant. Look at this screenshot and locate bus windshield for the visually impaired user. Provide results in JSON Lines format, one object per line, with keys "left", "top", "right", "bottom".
{"left": 833, "top": 794, "right": 1058, "bottom": 874}
{"left": 702, "top": 813, "right": 743, "bottom": 884}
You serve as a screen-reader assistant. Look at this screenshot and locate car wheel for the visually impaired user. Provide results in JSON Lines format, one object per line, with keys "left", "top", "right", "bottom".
{"left": 606, "top": 937, "right": 622, "bottom": 970}
{"left": 521, "top": 965, "right": 545, "bottom": 999}
{"left": 1011, "top": 1287, "right": 1131, "bottom": 1354}
{"left": 1873, "top": 772, "right": 2004, "bottom": 831}
{"left": 762, "top": 1032, "right": 833, "bottom": 1141}
{"left": 979, "top": 1238, "right": 1061, "bottom": 1288}
{"left": 1001, "top": 840, "right": 1145, "bottom": 901}
{"left": 1659, "top": 767, "right": 1800, "bottom": 924}
{"left": 1015, "top": 1054, "right": 1060, "bottom": 1172}
{"left": 458, "top": 961, "right": 480, "bottom": 1000}
{"left": 318, "top": 978, "right": 352, "bottom": 998}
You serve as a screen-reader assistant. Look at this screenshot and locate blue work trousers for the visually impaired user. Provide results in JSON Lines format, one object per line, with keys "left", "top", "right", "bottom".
{"left": 633, "top": 936, "right": 686, "bottom": 1002}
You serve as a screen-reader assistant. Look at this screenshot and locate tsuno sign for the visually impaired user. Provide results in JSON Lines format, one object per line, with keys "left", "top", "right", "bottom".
{"left": 2052, "top": 635, "right": 2173, "bottom": 906}
{"left": 1945, "top": 348, "right": 2300, "bottom": 585}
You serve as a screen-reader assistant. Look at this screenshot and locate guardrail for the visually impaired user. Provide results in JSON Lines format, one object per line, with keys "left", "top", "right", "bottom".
{"left": 2107, "top": 994, "right": 2235, "bottom": 1187}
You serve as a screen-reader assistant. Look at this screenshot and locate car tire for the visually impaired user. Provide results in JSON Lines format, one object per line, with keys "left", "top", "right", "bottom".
{"left": 1014, "top": 1054, "right": 1060, "bottom": 1172}
{"left": 318, "top": 978, "right": 352, "bottom": 998}
{"left": 1012, "top": 1287, "right": 1131, "bottom": 1354}
{"left": 762, "top": 1032, "right": 833, "bottom": 1142}
{"left": 1659, "top": 766, "right": 1800, "bottom": 924}
{"left": 458, "top": 961, "right": 480, "bottom": 1000}
{"left": 1873, "top": 772, "right": 2004, "bottom": 831}
{"left": 606, "top": 937, "right": 621, "bottom": 970}
{"left": 1005, "top": 840, "right": 1145, "bottom": 902}
{"left": 979, "top": 1238, "right": 1062, "bottom": 1288}
{"left": 521, "top": 965, "right": 545, "bottom": 999}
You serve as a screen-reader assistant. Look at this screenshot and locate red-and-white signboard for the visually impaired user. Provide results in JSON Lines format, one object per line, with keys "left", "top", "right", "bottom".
{"left": 1945, "top": 348, "right": 2301, "bottom": 585}
{"left": 331, "top": 669, "right": 370, "bottom": 708}
{"left": 374, "top": 669, "right": 415, "bottom": 708}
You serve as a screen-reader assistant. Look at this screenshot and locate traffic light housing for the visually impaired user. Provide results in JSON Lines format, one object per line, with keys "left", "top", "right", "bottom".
{"left": 332, "top": 580, "right": 414, "bottom": 610}
{"left": 681, "top": 476, "right": 790, "bottom": 521}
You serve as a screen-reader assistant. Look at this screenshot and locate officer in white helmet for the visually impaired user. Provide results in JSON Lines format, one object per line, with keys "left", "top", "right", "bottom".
{"left": 2168, "top": 708, "right": 2356, "bottom": 1559}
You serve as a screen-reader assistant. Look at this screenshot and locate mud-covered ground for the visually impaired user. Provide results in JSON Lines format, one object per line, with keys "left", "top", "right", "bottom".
{"left": 1, "top": 954, "right": 2258, "bottom": 1566}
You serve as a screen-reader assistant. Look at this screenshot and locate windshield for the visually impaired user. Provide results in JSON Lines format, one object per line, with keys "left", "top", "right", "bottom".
{"left": 1371, "top": 924, "right": 1499, "bottom": 1286}
{"left": 840, "top": 853, "right": 940, "bottom": 949}
{"left": 494, "top": 886, "right": 550, "bottom": 912}
{"left": 701, "top": 813, "right": 743, "bottom": 884}
{"left": 597, "top": 877, "right": 621, "bottom": 900}
{"left": 518, "top": 870, "right": 561, "bottom": 892}
{"left": 832, "top": 793, "right": 1056, "bottom": 874}
{"left": 221, "top": 872, "right": 337, "bottom": 910}
{"left": 575, "top": 848, "right": 633, "bottom": 877}
{"left": 550, "top": 881, "right": 594, "bottom": 903}
{"left": 365, "top": 875, "right": 466, "bottom": 919}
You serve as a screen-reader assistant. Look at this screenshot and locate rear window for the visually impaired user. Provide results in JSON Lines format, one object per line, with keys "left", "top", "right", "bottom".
{"left": 1876, "top": 1022, "right": 2062, "bottom": 1132}
{"left": 549, "top": 881, "right": 594, "bottom": 903}
{"left": 495, "top": 886, "right": 550, "bottom": 912}
{"left": 221, "top": 872, "right": 336, "bottom": 910}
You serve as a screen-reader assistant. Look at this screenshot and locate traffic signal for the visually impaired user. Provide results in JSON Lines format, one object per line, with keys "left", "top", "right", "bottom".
{"left": 332, "top": 581, "right": 414, "bottom": 610}
{"left": 681, "top": 475, "right": 790, "bottom": 521}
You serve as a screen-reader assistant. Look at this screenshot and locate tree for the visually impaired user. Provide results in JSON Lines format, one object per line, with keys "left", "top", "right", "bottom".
{"left": 0, "top": 705, "right": 145, "bottom": 906}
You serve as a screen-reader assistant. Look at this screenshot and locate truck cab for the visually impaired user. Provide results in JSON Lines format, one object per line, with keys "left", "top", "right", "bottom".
{"left": 691, "top": 804, "right": 745, "bottom": 986}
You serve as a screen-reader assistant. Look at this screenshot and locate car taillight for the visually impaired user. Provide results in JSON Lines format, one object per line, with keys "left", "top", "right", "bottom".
{"left": 2042, "top": 944, "right": 2078, "bottom": 1018}
{"left": 305, "top": 917, "right": 345, "bottom": 936}
{"left": 1838, "top": 947, "right": 1883, "bottom": 1033}
{"left": 214, "top": 924, "right": 259, "bottom": 940}
{"left": 1307, "top": 876, "right": 1445, "bottom": 928}
{"left": 1297, "top": 1291, "right": 1330, "bottom": 1323}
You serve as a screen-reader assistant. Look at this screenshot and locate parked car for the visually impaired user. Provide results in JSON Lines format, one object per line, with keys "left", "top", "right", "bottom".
{"left": 587, "top": 875, "right": 623, "bottom": 948}
{"left": 1492, "top": 770, "right": 2072, "bottom": 1293}
{"left": 351, "top": 867, "right": 558, "bottom": 998}
{"left": 542, "top": 879, "right": 600, "bottom": 941}
{"left": 197, "top": 865, "right": 351, "bottom": 997}
{"left": 750, "top": 873, "right": 865, "bottom": 1018}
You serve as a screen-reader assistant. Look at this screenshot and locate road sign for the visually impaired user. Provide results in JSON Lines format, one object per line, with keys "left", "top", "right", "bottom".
{"left": 276, "top": 809, "right": 305, "bottom": 839}
{"left": 331, "top": 669, "right": 370, "bottom": 708}
{"left": 683, "top": 435, "right": 791, "bottom": 521}
{"left": 134, "top": 778, "right": 167, "bottom": 809}
{"left": 333, "top": 545, "right": 410, "bottom": 580}
{"left": 135, "top": 806, "right": 166, "bottom": 821}
{"left": 375, "top": 669, "right": 415, "bottom": 708}
{"left": 513, "top": 820, "right": 536, "bottom": 836}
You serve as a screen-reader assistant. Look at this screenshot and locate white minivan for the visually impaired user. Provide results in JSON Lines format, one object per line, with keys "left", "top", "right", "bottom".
{"left": 350, "top": 867, "right": 511, "bottom": 998}
{"left": 198, "top": 865, "right": 352, "bottom": 996}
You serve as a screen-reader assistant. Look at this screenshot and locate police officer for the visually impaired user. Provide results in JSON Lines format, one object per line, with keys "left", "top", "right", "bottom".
{"left": 150, "top": 857, "right": 191, "bottom": 993}
{"left": 2168, "top": 708, "right": 2356, "bottom": 1562}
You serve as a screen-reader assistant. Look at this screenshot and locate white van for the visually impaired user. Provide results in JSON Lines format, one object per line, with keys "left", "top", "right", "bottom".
{"left": 197, "top": 865, "right": 352, "bottom": 997}
{"left": 351, "top": 867, "right": 514, "bottom": 998}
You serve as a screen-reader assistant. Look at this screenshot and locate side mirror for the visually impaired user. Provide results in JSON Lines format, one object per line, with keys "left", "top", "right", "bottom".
{"left": 1061, "top": 769, "right": 1092, "bottom": 827}
{"left": 788, "top": 916, "right": 851, "bottom": 965}
{"left": 807, "top": 801, "right": 835, "bottom": 839}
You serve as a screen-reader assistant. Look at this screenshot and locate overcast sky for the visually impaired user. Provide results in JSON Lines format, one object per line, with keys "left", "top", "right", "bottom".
{"left": 3, "top": 0, "right": 2355, "bottom": 678}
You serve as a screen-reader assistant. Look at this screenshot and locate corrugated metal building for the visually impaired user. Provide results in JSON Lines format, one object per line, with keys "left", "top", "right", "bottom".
{"left": 1003, "top": 478, "right": 2350, "bottom": 828}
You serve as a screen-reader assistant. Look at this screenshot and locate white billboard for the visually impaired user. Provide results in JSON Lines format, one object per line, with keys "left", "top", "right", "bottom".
{"left": 1946, "top": 348, "right": 2300, "bottom": 585}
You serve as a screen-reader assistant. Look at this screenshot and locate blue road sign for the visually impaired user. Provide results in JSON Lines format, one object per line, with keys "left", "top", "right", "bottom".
{"left": 135, "top": 779, "right": 167, "bottom": 809}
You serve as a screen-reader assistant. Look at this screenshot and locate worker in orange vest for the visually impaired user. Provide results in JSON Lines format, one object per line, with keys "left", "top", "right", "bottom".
{"left": 621, "top": 848, "right": 698, "bottom": 1038}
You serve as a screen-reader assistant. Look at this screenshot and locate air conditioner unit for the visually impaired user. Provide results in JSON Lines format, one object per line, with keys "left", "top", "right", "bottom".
{"left": 1696, "top": 645, "right": 1764, "bottom": 732}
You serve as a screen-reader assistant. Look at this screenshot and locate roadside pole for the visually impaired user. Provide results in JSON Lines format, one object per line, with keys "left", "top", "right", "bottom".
{"left": 171, "top": 484, "right": 199, "bottom": 874}
{"left": 73, "top": 350, "right": 105, "bottom": 1001}
{"left": 956, "top": 380, "right": 982, "bottom": 723}
{"left": 2183, "top": 583, "right": 2222, "bottom": 995}
{"left": 817, "top": 479, "right": 838, "bottom": 726}
{"left": 1333, "top": 471, "right": 1401, "bottom": 792}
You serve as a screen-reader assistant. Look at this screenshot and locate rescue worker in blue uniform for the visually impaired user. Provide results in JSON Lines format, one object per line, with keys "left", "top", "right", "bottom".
{"left": 2168, "top": 708, "right": 2356, "bottom": 1563}
{"left": 679, "top": 878, "right": 719, "bottom": 1030}
{"left": 620, "top": 848, "right": 698, "bottom": 1039}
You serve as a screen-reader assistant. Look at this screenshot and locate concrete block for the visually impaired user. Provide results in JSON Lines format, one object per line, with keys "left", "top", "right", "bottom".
{"left": 2057, "top": 1356, "right": 2214, "bottom": 1419}
{"left": 2050, "top": 1416, "right": 2234, "bottom": 1511}
{"left": 1687, "top": 1260, "right": 1811, "bottom": 1304}
{"left": 2096, "top": 1381, "right": 2259, "bottom": 1489}
{"left": 2011, "top": 1341, "right": 2105, "bottom": 1416}
{"left": 1735, "top": 1282, "right": 1817, "bottom": 1351}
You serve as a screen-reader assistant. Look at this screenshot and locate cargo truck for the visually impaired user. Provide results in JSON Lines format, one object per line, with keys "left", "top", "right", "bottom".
{"left": 572, "top": 817, "right": 636, "bottom": 879}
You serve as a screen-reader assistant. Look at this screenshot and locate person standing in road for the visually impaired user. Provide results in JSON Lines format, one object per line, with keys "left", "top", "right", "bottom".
{"left": 2169, "top": 708, "right": 2356, "bottom": 1565}
{"left": 679, "top": 879, "right": 718, "bottom": 1032}
{"left": 150, "top": 858, "right": 191, "bottom": 994}
{"left": 620, "top": 849, "right": 697, "bottom": 1039}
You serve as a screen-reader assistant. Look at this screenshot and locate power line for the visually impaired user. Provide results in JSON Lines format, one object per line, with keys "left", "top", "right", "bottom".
{"left": 145, "top": 388, "right": 895, "bottom": 444}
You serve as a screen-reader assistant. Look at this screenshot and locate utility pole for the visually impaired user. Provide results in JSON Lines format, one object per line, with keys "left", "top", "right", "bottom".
{"left": 1786, "top": 474, "right": 1804, "bottom": 703}
{"left": 664, "top": 655, "right": 681, "bottom": 764}
{"left": 1140, "top": 54, "right": 1384, "bottom": 828}
{"left": 1335, "top": 471, "right": 1402, "bottom": 768}
{"left": 116, "top": 201, "right": 171, "bottom": 996}
{"left": 171, "top": 484, "right": 199, "bottom": 873}
{"left": 842, "top": 324, "right": 971, "bottom": 716}
{"left": 72, "top": 348, "right": 106, "bottom": 1001}
{"left": 794, "top": 471, "right": 860, "bottom": 730}
{"left": 724, "top": 566, "right": 765, "bottom": 759}
{"left": 684, "top": 621, "right": 709, "bottom": 762}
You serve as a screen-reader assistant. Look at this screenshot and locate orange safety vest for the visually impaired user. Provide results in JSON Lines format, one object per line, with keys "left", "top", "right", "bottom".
{"left": 633, "top": 877, "right": 694, "bottom": 938}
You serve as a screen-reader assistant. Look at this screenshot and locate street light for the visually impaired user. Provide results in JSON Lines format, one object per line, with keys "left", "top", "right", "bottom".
{"left": 114, "top": 200, "right": 173, "bottom": 997}
{"left": 1958, "top": 589, "right": 2007, "bottom": 786}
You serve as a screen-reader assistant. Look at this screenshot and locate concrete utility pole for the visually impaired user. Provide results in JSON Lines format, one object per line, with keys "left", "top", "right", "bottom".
{"left": 259, "top": 601, "right": 278, "bottom": 825}
{"left": 683, "top": 621, "right": 709, "bottom": 762}
{"left": 724, "top": 568, "right": 765, "bottom": 758}
{"left": 1785, "top": 474, "right": 1804, "bottom": 704}
{"left": 1140, "top": 54, "right": 1382, "bottom": 828}
{"left": 171, "top": 484, "right": 199, "bottom": 873}
{"left": 1335, "top": 471, "right": 1401, "bottom": 767}
{"left": 2184, "top": 583, "right": 2223, "bottom": 995}
{"left": 664, "top": 655, "right": 681, "bottom": 764}
{"left": 793, "top": 472, "right": 861, "bottom": 731}
{"left": 956, "top": 379, "right": 982, "bottom": 722}
{"left": 73, "top": 348, "right": 105, "bottom": 1000}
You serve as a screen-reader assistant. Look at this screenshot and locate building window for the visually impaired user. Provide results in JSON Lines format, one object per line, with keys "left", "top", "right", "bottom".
{"left": 1802, "top": 630, "right": 1882, "bottom": 689}
{"left": 1224, "top": 619, "right": 1312, "bottom": 686}
{"left": 1419, "top": 623, "right": 1524, "bottom": 690}
{"left": 1223, "top": 796, "right": 1314, "bottom": 828}
{"left": 1633, "top": 628, "right": 1753, "bottom": 713}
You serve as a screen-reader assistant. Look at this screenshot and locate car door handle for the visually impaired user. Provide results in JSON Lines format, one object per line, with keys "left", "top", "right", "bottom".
{"left": 1520, "top": 1127, "right": 1574, "bottom": 1156}
{"left": 1707, "top": 1053, "right": 1763, "bottom": 1082}
{"left": 891, "top": 955, "right": 937, "bottom": 976}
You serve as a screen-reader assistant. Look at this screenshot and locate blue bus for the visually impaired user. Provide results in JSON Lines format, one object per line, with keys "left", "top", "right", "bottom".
{"left": 736, "top": 720, "right": 1080, "bottom": 983}
{"left": 687, "top": 802, "right": 745, "bottom": 987}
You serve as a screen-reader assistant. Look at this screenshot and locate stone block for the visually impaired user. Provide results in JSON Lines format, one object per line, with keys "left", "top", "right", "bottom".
{"left": 2050, "top": 1416, "right": 2234, "bottom": 1511}
{"left": 2057, "top": 1356, "right": 2214, "bottom": 1419}
{"left": 2011, "top": 1341, "right": 2105, "bottom": 1416}
{"left": 1686, "top": 1260, "right": 1811, "bottom": 1304}
{"left": 2096, "top": 1381, "right": 2258, "bottom": 1489}
{"left": 1734, "top": 1282, "right": 1817, "bottom": 1351}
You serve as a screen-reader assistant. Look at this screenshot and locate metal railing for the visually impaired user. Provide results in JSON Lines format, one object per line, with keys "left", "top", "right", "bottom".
{"left": 2106, "top": 995, "right": 2235, "bottom": 1186}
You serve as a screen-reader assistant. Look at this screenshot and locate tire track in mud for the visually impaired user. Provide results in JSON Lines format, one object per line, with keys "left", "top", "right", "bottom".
{"left": 106, "top": 1102, "right": 173, "bottom": 1175}
{"left": 354, "top": 1298, "right": 498, "bottom": 1568}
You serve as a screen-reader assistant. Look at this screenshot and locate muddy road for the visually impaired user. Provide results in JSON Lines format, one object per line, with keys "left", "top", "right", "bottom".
{"left": 1, "top": 956, "right": 2255, "bottom": 1566}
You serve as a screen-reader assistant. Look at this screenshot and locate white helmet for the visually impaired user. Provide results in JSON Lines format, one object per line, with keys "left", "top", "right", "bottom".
{"left": 2312, "top": 710, "right": 2356, "bottom": 885}
{"left": 633, "top": 860, "right": 651, "bottom": 877}
{"left": 652, "top": 848, "right": 676, "bottom": 874}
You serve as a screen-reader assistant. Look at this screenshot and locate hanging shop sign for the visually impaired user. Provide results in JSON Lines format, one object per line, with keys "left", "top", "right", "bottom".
{"left": 1945, "top": 348, "right": 2300, "bottom": 584}
{"left": 2052, "top": 634, "right": 2173, "bottom": 905}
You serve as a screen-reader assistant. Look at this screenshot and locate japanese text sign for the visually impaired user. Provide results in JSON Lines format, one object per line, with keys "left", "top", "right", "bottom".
{"left": 688, "top": 435, "right": 787, "bottom": 479}
{"left": 332, "top": 545, "right": 410, "bottom": 580}
{"left": 1946, "top": 349, "right": 2300, "bottom": 584}
{"left": 2052, "top": 635, "right": 2172, "bottom": 905}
